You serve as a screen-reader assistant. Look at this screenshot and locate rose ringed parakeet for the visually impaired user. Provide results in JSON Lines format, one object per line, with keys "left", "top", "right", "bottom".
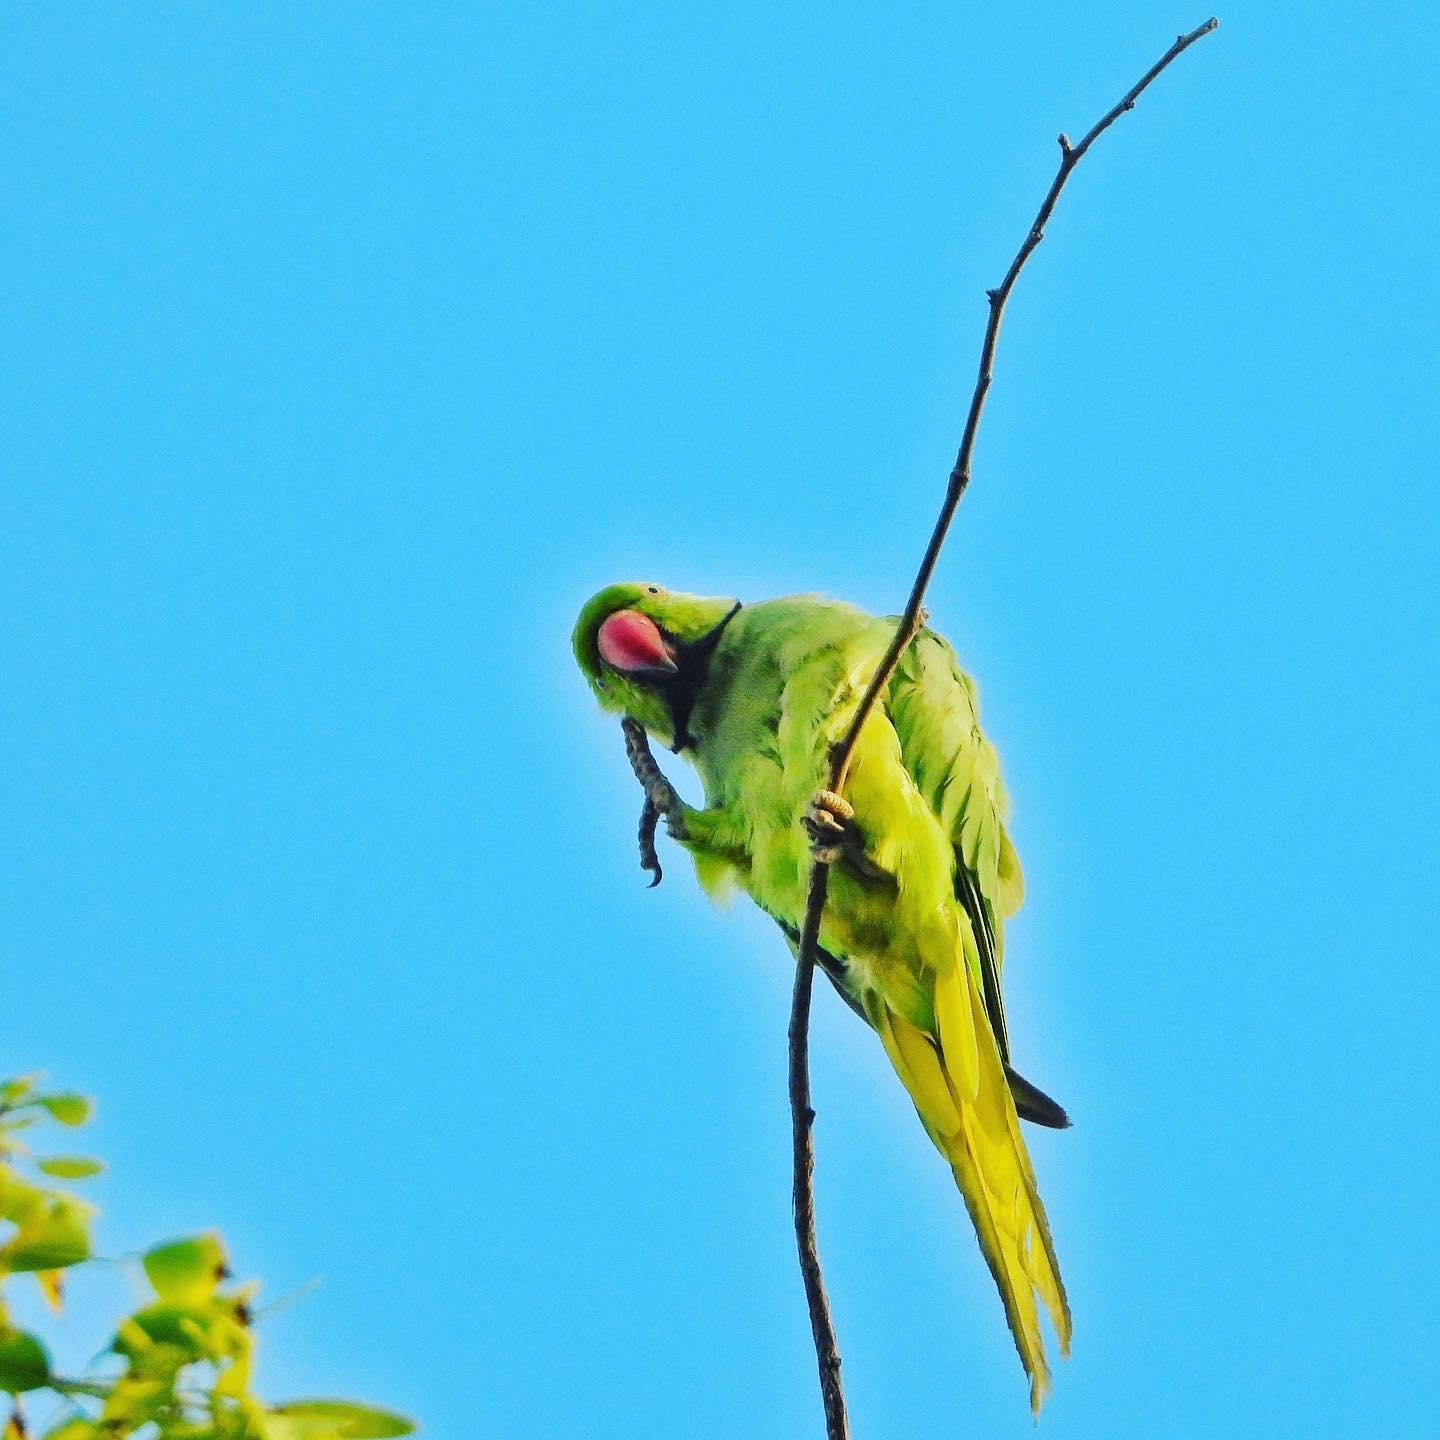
{"left": 573, "top": 581, "right": 1072, "bottom": 1413}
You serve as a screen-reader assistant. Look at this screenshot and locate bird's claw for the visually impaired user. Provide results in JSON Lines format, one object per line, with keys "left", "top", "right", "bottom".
{"left": 803, "top": 790, "right": 889, "bottom": 882}
{"left": 638, "top": 796, "right": 664, "bottom": 887}
{"left": 623, "top": 719, "right": 689, "bottom": 887}
{"left": 803, "top": 789, "right": 856, "bottom": 865}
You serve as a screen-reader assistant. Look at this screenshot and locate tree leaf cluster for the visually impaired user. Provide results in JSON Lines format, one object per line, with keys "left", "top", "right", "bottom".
{"left": 0, "top": 1073, "right": 415, "bottom": 1440}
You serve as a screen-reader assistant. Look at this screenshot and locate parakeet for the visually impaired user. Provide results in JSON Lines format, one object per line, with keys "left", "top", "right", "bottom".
{"left": 573, "top": 581, "right": 1071, "bottom": 1414}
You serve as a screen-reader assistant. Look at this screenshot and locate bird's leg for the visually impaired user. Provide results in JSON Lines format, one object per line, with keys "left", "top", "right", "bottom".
{"left": 803, "top": 790, "right": 891, "bottom": 885}
{"left": 622, "top": 719, "right": 688, "bottom": 888}
{"left": 621, "top": 718, "right": 750, "bottom": 886}
{"left": 622, "top": 718, "right": 689, "bottom": 841}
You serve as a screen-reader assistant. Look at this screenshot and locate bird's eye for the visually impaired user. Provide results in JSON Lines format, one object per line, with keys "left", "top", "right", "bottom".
{"left": 646, "top": 585, "right": 659, "bottom": 595}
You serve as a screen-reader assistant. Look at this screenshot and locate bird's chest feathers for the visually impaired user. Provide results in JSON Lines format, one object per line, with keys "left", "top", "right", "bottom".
{"left": 687, "top": 726, "right": 896, "bottom": 964}
{"left": 687, "top": 694, "right": 807, "bottom": 911}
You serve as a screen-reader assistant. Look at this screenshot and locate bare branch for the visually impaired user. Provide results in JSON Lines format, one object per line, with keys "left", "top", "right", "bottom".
{"left": 789, "top": 19, "right": 1218, "bottom": 1438}
{"left": 788, "top": 924, "right": 850, "bottom": 1438}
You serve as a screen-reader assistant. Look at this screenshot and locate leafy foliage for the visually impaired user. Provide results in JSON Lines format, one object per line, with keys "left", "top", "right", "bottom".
{"left": 0, "top": 1073, "right": 415, "bottom": 1439}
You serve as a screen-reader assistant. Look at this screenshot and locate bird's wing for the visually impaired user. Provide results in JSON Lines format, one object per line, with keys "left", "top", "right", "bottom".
{"left": 781, "top": 616, "right": 1070, "bottom": 1410}
{"left": 887, "top": 628, "right": 1024, "bottom": 1060}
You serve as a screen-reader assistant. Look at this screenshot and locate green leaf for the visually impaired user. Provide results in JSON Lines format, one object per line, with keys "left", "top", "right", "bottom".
{"left": 97, "top": 1375, "right": 167, "bottom": 1432}
{"left": 34, "top": 1157, "right": 104, "bottom": 1180}
{"left": 2, "top": 1199, "right": 92, "bottom": 1271}
{"left": 0, "top": 1076, "right": 41, "bottom": 1107}
{"left": 111, "top": 1303, "right": 210, "bottom": 1363}
{"left": 263, "top": 1422, "right": 345, "bottom": 1440}
{"left": 41, "top": 1422, "right": 100, "bottom": 1440}
{"left": 34, "top": 1095, "right": 93, "bottom": 1128}
{"left": 268, "top": 1401, "right": 416, "bottom": 1438}
{"left": 142, "top": 1233, "right": 228, "bottom": 1303}
{"left": 0, "top": 1175, "right": 46, "bottom": 1226}
{"left": 0, "top": 1328, "right": 52, "bottom": 1393}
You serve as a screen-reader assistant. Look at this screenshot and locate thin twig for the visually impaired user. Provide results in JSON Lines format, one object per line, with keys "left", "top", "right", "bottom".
{"left": 789, "top": 19, "right": 1218, "bottom": 1438}
{"left": 787, "top": 908, "right": 850, "bottom": 1436}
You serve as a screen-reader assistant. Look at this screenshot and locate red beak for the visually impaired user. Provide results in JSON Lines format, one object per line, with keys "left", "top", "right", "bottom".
{"left": 597, "top": 609, "right": 679, "bottom": 675}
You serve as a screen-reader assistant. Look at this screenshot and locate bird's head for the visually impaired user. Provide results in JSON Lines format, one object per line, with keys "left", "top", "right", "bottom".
{"left": 573, "top": 582, "right": 742, "bottom": 751}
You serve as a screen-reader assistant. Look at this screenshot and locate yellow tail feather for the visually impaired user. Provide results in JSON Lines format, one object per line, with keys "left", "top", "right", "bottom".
{"left": 877, "top": 970, "right": 1070, "bottom": 1417}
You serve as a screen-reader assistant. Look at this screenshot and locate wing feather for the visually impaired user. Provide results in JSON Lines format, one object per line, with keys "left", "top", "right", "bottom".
{"left": 888, "top": 631, "right": 1023, "bottom": 1056}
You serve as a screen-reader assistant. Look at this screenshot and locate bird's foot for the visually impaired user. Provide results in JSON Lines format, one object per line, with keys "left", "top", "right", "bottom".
{"left": 803, "top": 790, "right": 888, "bottom": 882}
{"left": 803, "top": 789, "right": 855, "bottom": 864}
{"left": 623, "top": 718, "right": 689, "bottom": 842}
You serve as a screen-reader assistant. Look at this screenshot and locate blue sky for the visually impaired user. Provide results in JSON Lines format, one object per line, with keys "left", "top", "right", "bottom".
{"left": 3, "top": 3, "right": 1437, "bottom": 1437}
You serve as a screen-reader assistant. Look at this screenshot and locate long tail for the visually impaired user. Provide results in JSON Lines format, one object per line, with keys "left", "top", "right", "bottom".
{"left": 867, "top": 964, "right": 1071, "bottom": 1416}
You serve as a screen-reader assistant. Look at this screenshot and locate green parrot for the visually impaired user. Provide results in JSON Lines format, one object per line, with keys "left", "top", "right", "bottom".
{"left": 573, "top": 581, "right": 1071, "bottom": 1414}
